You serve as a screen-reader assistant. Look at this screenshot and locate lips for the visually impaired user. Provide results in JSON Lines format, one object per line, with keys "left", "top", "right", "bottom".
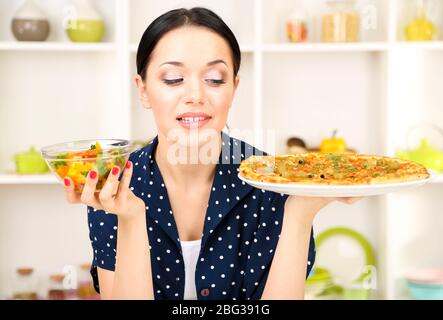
{"left": 176, "top": 112, "right": 212, "bottom": 129}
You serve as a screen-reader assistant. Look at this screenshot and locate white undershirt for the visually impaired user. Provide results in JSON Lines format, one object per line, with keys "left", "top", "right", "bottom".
{"left": 180, "top": 239, "right": 202, "bottom": 300}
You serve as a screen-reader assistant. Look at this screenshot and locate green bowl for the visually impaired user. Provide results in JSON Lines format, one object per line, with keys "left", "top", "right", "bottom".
{"left": 66, "top": 19, "right": 105, "bottom": 42}
{"left": 14, "top": 146, "right": 49, "bottom": 174}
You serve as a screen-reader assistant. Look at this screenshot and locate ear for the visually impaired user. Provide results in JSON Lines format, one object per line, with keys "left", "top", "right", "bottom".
{"left": 228, "top": 76, "right": 240, "bottom": 110}
{"left": 134, "top": 74, "right": 151, "bottom": 109}
{"left": 234, "top": 75, "right": 240, "bottom": 91}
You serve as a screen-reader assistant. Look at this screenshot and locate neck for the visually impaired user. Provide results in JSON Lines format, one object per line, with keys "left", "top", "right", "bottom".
{"left": 154, "top": 131, "right": 222, "bottom": 187}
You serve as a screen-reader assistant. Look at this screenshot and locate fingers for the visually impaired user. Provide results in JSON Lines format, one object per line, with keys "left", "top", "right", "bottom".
{"left": 336, "top": 197, "right": 364, "bottom": 204}
{"left": 80, "top": 169, "right": 103, "bottom": 209}
{"left": 347, "top": 197, "right": 363, "bottom": 204}
{"left": 321, "top": 197, "right": 336, "bottom": 206}
{"left": 118, "top": 161, "right": 133, "bottom": 195}
{"left": 99, "top": 165, "right": 122, "bottom": 211}
{"left": 63, "top": 177, "right": 81, "bottom": 204}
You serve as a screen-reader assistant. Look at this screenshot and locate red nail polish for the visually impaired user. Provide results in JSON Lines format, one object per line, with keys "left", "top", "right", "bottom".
{"left": 125, "top": 161, "right": 131, "bottom": 169}
{"left": 64, "top": 178, "right": 70, "bottom": 187}
{"left": 89, "top": 171, "right": 97, "bottom": 179}
{"left": 112, "top": 166, "right": 119, "bottom": 175}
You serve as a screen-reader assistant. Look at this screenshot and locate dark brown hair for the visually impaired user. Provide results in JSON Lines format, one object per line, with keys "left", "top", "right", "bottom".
{"left": 136, "top": 7, "right": 241, "bottom": 81}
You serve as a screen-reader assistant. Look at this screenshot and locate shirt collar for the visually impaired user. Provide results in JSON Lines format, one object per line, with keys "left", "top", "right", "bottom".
{"left": 134, "top": 131, "right": 262, "bottom": 251}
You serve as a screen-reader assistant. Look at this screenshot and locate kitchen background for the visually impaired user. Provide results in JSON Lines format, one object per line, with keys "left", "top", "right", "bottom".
{"left": 1, "top": 0, "right": 443, "bottom": 300}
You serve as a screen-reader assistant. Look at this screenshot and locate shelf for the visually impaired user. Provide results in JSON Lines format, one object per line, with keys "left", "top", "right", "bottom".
{"left": 262, "top": 42, "right": 389, "bottom": 52}
{"left": 128, "top": 42, "right": 443, "bottom": 54}
{"left": 263, "top": 42, "right": 443, "bottom": 53}
{"left": 239, "top": 44, "right": 255, "bottom": 53}
{"left": 0, "top": 174, "right": 58, "bottom": 185}
{"left": 0, "top": 42, "right": 116, "bottom": 52}
{"left": 392, "top": 41, "right": 443, "bottom": 50}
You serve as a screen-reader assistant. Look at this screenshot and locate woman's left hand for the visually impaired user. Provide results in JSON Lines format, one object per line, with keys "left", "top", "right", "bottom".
{"left": 285, "top": 195, "right": 364, "bottom": 222}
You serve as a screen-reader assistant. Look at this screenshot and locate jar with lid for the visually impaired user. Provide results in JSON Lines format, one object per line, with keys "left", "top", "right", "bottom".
{"left": 286, "top": 0, "right": 309, "bottom": 43}
{"left": 77, "top": 263, "right": 98, "bottom": 299}
{"left": 322, "top": 0, "right": 360, "bottom": 42}
{"left": 47, "top": 274, "right": 66, "bottom": 300}
{"left": 13, "top": 268, "right": 38, "bottom": 300}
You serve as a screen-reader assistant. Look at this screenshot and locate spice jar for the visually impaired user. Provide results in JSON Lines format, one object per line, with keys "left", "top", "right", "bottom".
{"left": 47, "top": 274, "right": 66, "bottom": 300}
{"left": 13, "top": 268, "right": 38, "bottom": 300}
{"left": 286, "top": 1, "right": 309, "bottom": 43}
{"left": 77, "top": 263, "right": 98, "bottom": 299}
{"left": 322, "top": 0, "right": 360, "bottom": 42}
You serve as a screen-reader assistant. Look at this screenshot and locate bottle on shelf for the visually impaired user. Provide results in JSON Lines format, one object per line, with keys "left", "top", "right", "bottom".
{"left": 65, "top": 0, "right": 105, "bottom": 43}
{"left": 11, "top": 0, "right": 50, "bottom": 42}
{"left": 77, "top": 263, "right": 99, "bottom": 299}
{"left": 47, "top": 274, "right": 67, "bottom": 300}
{"left": 12, "top": 268, "right": 38, "bottom": 300}
{"left": 404, "top": 0, "right": 436, "bottom": 41}
{"left": 286, "top": 0, "right": 309, "bottom": 43}
{"left": 321, "top": 0, "right": 360, "bottom": 42}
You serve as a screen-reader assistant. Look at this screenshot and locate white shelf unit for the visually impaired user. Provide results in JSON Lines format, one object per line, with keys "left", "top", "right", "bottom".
{"left": 0, "top": 41, "right": 116, "bottom": 51}
{"left": 0, "top": 174, "right": 57, "bottom": 184}
{"left": 0, "top": 0, "right": 442, "bottom": 299}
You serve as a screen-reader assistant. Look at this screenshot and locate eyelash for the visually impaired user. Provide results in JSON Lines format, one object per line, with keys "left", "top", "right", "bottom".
{"left": 162, "top": 78, "right": 226, "bottom": 86}
{"left": 163, "top": 78, "right": 183, "bottom": 85}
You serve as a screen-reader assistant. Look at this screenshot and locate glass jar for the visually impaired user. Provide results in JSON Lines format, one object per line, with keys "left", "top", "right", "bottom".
{"left": 13, "top": 268, "right": 38, "bottom": 300}
{"left": 322, "top": 0, "right": 360, "bottom": 42}
{"left": 47, "top": 274, "right": 66, "bottom": 300}
{"left": 405, "top": 0, "right": 436, "bottom": 41}
{"left": 286, "top": 1, "right": 309, "bottom": 43}
{"left": 77, "top": 263, "right": 98, "bottom": 299}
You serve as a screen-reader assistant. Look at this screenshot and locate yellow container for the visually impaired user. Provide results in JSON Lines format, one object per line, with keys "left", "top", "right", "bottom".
{"left": 322, "top": 0, "right": 360, "bottom": 42}
{"left": 66, "top": 19, "right": 105, "bottom": 42}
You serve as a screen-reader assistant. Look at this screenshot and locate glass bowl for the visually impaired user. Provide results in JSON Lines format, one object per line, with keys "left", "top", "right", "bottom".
{"left": 41, "top": 139, "right": 134, "bottom": 193}
{"left": 406, "top": 281, "right": 443, "bottom": 300}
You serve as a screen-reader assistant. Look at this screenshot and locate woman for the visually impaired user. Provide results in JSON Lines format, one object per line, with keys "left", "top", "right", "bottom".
{"left": 63, "top": 7, "right": 361, "bottom": 300}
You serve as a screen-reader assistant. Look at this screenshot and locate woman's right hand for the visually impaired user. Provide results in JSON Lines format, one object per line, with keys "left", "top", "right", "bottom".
{"left": 63, "top": 160, "right": 145, "bottom": 222}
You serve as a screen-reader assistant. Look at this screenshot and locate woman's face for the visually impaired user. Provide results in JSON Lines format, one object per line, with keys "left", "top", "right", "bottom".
{"left": 135, "top": 26, "right": 239, "bottom": 147}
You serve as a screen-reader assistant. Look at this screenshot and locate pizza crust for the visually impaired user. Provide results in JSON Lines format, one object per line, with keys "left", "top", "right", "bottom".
{"left": 239, "top": 153, "right": 430, "bottom": 186}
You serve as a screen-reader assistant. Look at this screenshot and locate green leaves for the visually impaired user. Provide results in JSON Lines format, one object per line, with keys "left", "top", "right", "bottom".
{"left": 51, "top": 153, "right": 68, "bottom": 169}
{"left": 95, "top": 158, "right": 109, "bottom": 177}
{"left": 326, "top": 154, "right": 341, "bottom": 162}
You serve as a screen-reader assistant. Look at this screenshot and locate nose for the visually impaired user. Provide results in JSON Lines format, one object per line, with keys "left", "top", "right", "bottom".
{"left": 185, "top": 76, "right": 205, "bottom": 106}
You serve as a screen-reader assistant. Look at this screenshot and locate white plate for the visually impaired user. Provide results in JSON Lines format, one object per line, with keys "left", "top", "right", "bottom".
{"left": 237, "top": 170, "right": 437, "bottom": 197}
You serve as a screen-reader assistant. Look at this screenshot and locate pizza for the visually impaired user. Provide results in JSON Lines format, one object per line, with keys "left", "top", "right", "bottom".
{"left": 239, "top": 153, "right": 430, "bottom": 185}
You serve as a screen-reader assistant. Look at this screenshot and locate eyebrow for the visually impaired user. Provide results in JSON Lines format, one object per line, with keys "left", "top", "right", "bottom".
{"left": 159, "top": 59, "right": 228, "bottom": 67}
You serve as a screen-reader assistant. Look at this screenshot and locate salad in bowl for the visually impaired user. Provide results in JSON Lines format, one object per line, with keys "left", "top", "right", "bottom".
{"left": 41, "top": 139, "right": 136, "bottom": 193}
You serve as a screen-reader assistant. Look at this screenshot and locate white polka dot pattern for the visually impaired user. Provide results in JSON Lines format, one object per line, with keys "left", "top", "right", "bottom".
{"left": 87, "top": 131, "right": 316, "bottom": 300}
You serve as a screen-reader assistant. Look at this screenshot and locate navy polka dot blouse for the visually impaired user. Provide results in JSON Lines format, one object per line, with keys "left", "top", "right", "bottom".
{"left": 87, "top": 131, "right": 316, "bottom": 300}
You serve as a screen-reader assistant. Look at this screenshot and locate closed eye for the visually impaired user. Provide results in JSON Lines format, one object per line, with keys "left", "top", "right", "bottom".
{"left": 163, "top": 78, "right": 226, "bottom": 86}
{"left": 206, "top": 79, "right": 226, "bottom": 85}
{"left": 163, "top": 78, "right": 183, "bottom": 85}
